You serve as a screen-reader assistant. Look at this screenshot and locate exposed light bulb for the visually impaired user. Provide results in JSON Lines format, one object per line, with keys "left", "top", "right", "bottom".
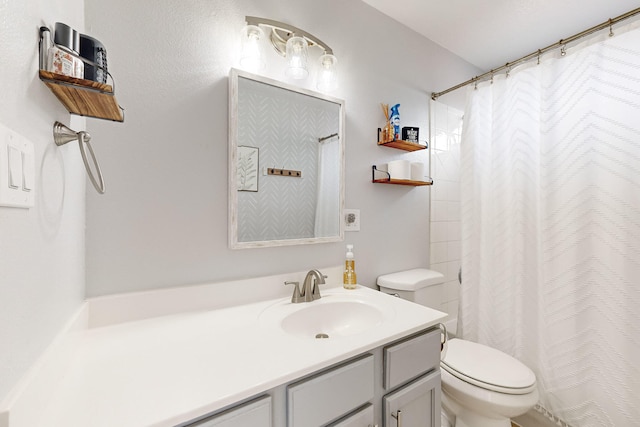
{"left": 285, "top": 36, "right": 309, "bottom": 80}
{"left": 240, "top": 25, "right": 265, "bottom": 72}
{"left": 317, "top": 53, "right": 338, "bottom": 91}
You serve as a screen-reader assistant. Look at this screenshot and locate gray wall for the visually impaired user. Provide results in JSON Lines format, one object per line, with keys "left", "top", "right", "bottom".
{"left": 84, "top": 0, "right": 479, "bottom": 296}
{"left": 0, "top": 0, "right": 85, "bottom": 403}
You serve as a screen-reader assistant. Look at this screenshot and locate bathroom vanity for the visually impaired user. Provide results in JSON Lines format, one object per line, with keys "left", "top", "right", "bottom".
{"left": 0, "top": 268, "right": 446, "bottom": 427}
{"left": 182, "top": 327, "right": 442, "bottom": 427}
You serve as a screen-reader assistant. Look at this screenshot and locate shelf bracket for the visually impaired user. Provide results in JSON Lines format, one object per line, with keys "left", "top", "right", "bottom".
{"left": 372, "top": 165, "right": 391, "bottom": 182}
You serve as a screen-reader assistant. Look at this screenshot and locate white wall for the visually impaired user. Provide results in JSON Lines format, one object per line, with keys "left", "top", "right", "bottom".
{"left": 83, "top": 0, "right": 479, "bottom": 296}
{"left": 429, "top": 101, "right": 463, "bottom": 331}
{"left": 0, "top": 1, "right": 85, "bottom": 403}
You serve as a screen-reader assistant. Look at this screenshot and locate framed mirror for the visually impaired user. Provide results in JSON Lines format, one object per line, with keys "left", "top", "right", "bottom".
{"left": 229, "top": 68, "right": 345, "bottom": 249}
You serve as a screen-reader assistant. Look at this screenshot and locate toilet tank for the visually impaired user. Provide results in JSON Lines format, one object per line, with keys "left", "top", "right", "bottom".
{"left": 377, "top": 268, "right": 445, "bottom": 310}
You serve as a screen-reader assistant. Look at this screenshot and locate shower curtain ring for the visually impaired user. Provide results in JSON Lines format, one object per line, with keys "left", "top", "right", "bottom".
{"left": 537, "top": 49, "right": 542, "bottom": 65}
{"left": 560, "top": 41, "right": 567, "bottom": 56}
{"left": 609, "top": 18, "right": 614, "bottom": 37}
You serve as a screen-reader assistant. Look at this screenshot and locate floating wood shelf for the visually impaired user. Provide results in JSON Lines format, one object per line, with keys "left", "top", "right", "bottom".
{"left": 377, "top": 139, "right": 426, "bottom": 152}
{"left": 371, "top": 165, "right": 433, "bottom": 186}
{"left": 372, "top": 178, "right": 433, "bottom": 186}
{"left": 39, "top": 70, "right": 124, "bottom": 122}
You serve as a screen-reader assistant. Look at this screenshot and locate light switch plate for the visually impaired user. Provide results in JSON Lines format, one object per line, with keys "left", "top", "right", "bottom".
{"left": 344, "top": 209, "right": 360, "bottom": 231}
{"left": 0, "top": 122, "right": 35, "bottom": 208}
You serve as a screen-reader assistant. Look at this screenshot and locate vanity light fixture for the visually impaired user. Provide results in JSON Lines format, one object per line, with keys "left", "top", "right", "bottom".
{"left": 240, "top": 16, "right": 338, "bottom": 91}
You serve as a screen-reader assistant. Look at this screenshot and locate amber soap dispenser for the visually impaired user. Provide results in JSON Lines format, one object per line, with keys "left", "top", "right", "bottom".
{"left": 343, "top": 244, "right": 357, "bottom": 289}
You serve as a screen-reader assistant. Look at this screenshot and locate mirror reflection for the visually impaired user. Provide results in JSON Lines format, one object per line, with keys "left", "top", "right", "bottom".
{"left": 229, "top": 69, "right": 345, "bottom": 248}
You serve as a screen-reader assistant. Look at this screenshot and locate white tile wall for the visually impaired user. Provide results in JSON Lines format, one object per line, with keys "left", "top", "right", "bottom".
{"left": 429, "top": 101, "right": 464, "bottom": 333}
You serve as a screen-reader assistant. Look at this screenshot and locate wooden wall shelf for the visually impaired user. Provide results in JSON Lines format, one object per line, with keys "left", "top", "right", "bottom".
{"left": 39, "top": 70, "right": 124, "bottom": 122}
{"left": 372, "top": 178, "right": 433, "bottom": 186}
{"left": 371, "top": 165, "right": 433, "bottom": 186}
{"left": 377, "top": 139, "right": 426, "bottom": 152}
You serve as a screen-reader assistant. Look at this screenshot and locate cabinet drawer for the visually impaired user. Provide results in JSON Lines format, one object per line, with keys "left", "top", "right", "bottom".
{"left": 287, "top": 354, "right": 374, "bottom": 426}
{"left": 184, "top": 395, "right": 271, "bottom": 427}
{"left": 384, "top": 329, "right": 440, "bottom": 390}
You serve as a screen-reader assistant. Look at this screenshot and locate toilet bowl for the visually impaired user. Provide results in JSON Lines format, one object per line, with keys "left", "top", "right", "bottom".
{"left": 377, "top": 269, "right": 539, "bottom": 427}
{"left": 440, "top": 338, "right": 538, "bottom": 427}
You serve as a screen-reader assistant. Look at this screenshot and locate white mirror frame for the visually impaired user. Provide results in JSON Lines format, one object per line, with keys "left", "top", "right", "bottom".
{"left": 228, "top": 68, "right": 345, "bottom": 249}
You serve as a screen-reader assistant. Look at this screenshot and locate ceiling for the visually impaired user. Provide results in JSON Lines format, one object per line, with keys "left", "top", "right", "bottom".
{"left": 361, "top": 0, "right": 640, "bottom": 71}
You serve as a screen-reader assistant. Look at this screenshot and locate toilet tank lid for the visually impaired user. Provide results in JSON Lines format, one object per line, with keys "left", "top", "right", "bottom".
{"left": 377, "top": 268, "right": 445, "bottom": 291}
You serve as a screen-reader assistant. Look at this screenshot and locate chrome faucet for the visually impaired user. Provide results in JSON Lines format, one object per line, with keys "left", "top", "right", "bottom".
{"left": 285, "top": 269, "right": 327, "bottom": 303}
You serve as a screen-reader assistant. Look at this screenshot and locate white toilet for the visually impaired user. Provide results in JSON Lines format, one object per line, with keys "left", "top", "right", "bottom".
{"left": 377, "top": 269, "right": 539, "bottom": 427}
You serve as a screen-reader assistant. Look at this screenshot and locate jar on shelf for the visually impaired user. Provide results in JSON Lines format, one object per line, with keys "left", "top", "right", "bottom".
{"left": 47, "top": 22, "right": 84, "bottom": 79}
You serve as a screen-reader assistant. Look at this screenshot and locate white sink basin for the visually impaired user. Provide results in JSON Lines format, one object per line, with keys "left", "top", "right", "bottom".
{"left": 259, "top": 288, "right": 396, "bottom": 339}
{"left": 281, "top": 301, "right": 384, "bottom": 338}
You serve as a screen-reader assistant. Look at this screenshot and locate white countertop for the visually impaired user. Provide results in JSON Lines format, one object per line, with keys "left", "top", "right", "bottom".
{"left": 4, "top": 274, "right": 446, "bottom": 427}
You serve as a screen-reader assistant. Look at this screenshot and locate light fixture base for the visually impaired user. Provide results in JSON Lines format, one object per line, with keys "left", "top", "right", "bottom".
{"left": 245, "top": 16, "right": 333, "bottom": 56}
{"left": 269, "top": 27, "right": 290, "bottom": 56}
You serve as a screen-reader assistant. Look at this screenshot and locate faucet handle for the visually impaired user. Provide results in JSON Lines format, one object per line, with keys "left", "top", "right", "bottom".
{"left": 285, "top": 281, "right": 302, "bottom": 303}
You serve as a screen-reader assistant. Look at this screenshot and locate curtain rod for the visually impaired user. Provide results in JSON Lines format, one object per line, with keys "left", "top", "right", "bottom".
{"left": 431, "top": 7, "right": 640, "bottom": 100}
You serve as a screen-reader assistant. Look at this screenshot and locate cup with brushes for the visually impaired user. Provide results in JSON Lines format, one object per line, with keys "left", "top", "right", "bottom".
{"left": 379, "top": 103, "right": 400, "bottom": 142}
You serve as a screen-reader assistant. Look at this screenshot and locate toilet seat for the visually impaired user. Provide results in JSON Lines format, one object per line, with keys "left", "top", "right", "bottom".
{"left": 441, "top": 339, "right": 536, "bottom": 395}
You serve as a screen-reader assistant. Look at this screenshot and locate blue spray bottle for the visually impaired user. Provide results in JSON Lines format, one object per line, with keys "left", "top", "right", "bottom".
{"left": 390, "top": 104, "right": 400, "bottom": 140}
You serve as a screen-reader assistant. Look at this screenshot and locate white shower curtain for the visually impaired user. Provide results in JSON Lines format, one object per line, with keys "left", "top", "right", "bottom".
{"left": 314, "top": 138, "right": 340, "bottom": 237}
{"left": 460, "top": 20, "right": 640, "bottom": 427}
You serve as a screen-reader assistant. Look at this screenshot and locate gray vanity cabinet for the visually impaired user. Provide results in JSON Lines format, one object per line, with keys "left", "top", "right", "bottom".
{"left": 184, "top": 395, "right": 271, "bottom": 427}
{"left": 180, "top": 326, "right": 441, "bottom": 427}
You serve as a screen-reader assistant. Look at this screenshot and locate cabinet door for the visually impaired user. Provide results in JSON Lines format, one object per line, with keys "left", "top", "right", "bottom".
{"left": 327, "top": 403, "right": 375, "bottom": 427}
{"left": 184, "top": 395, "right": 271, "bottom": 427}
{"left": 287, "top": 354, "right": 374, "bottom": 426}
{"left": 383, "top": 371, "right": 441, "bottom": 427}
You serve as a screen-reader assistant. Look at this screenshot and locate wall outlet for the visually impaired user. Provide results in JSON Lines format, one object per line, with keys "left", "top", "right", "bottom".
{"left": 344, "top": 209, "right": 360, "bottom": 231}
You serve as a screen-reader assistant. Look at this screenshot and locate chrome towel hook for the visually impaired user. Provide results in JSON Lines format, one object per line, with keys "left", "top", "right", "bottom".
{"left": 53, "top": 121, "right": 105, "bottom": 194}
